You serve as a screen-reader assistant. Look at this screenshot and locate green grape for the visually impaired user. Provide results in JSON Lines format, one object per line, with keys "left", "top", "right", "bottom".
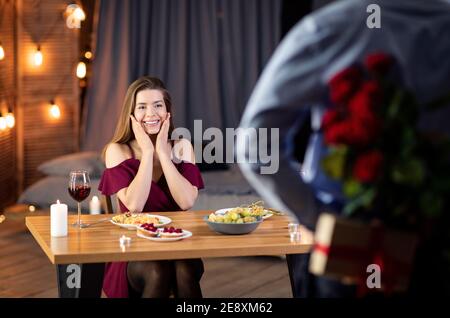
{"left": 243, "top": 216, "right": 256, "bottom": 223}
{"left": 243, "top": 216, "right": 251, "bottom": 223}
{"left": 230, "top": 212, "right": 239, "bottom": 221}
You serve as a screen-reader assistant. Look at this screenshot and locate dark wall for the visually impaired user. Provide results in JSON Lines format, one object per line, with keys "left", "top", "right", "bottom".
{"left": 281, "top": 0, "right": 313, "bottom": 39}
{"left": 281, "top": 0, "right": 314, "bottom": 162}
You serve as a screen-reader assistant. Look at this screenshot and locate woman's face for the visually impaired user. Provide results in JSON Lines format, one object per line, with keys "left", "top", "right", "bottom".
{"left": 133, "top": 89, "right": 167, "bottom": 135}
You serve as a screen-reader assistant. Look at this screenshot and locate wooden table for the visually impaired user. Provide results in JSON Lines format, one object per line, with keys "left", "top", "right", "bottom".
{"left": 26, "top": 211, "right": 313, "bottom": 298}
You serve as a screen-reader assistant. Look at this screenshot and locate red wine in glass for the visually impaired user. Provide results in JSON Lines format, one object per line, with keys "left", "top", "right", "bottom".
{"left": 68, "top": 185, "right": 91, "bottom": 202}
{"left": 69, "top": 170, "right": 91, "bottom": 228}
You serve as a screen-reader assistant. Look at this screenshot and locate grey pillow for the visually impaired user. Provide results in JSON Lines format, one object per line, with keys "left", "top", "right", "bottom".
{"left": 18, "top": 176, "right": 102, "bottom": 212}
{"left": 38, "top": 151, "right": 105, "bottom": 178}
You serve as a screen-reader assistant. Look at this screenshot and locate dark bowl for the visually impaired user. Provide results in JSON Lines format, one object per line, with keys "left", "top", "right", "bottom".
{"left": 203, "top": 216, "right": 263, "bottom": 235}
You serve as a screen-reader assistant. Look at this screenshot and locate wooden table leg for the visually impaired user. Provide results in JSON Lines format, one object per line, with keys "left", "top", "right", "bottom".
{"left": 56, "top": 263, "right": 105, "bottom": 298}
{"left": 286, "top": 254, "right": 310, "bottom": 298}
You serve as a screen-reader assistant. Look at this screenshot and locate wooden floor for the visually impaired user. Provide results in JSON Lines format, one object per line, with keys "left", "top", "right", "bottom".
{"left": 0, "top": 219, "right": 292, "bottom": 298}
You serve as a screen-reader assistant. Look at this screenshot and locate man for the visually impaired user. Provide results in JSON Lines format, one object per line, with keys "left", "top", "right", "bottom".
{"left": 237, "top": 0, "right": 450, "bottom": 297}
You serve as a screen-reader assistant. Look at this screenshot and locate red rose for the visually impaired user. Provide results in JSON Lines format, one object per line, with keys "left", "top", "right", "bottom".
{"left": 365, "top": 53, "right": 394, "bottom": 75}
{"left": 348, "top": 90, "right": 375, "bottom": 120}
{"left": 362, "top": 80, "right": 383, "bottom": 106}
{"left": 353, "top": 150, "right": 384, "bottom": 183}
{"left": 329, "top": 66, "right": 362, "bottom": 86}
{"left": 324, "top": 117, "right": 380, "bottom": 147}
{"left": 362, "top": 80, "right": 382, "bottom": 98}
{"left": 346, "top": 118, "right": 380, "bottom": 147}
{"left": 346, "top": 87, "right": 382, "bottom": 146}
{"left": 324, "top": 121, "right": 351, "bottom": 145}
{"left": 329, "top": 66, "right": 362, "bottom": 104}
{"left": 330, "top": 81, "right": 353, "bottom": 105}
{"left": 322, "top": 109, "right": 340, "bottom": 130}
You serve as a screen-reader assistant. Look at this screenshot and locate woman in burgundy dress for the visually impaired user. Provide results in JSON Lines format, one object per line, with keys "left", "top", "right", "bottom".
{"left": 98, "top": 76, "right": 204, "bottom": 298}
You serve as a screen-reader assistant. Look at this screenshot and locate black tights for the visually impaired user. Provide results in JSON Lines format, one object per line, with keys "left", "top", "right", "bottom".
{"left": 127, "top": 259, "right": 204, "bottom": 298}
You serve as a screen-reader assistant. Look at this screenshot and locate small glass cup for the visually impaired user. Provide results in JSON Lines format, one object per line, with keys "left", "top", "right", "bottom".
{"left": 119, "top": 235, "right": 132, "bottom": 252}
{"left": 290, "top": 231, "right": 301, "bottom": 243}
{"left": 288, "top": 222, "right": 299, "bottom": 234}
{"left": 288, "top": 222, "right": 301, "bottom": 243}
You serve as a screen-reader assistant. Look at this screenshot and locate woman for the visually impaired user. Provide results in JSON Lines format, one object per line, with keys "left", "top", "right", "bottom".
{"left": 98, "top": 76, "right": 204, "bottom": 298}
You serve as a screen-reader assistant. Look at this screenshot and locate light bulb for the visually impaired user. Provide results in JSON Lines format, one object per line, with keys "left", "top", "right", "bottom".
{"left": 73, "top": 7, "right": 86, "bottom": 21}
{"left": 84, "top": 51, "right": 92, "bottom": 59}
{"left": 76, "top": 61, "right": 86, "bottom": 79}
{"left": 50, "top": 102, "right": 61, "bottom": 119}
{"left": 0, "top": 117, "right": 6, "bottom": 130}
{"left": 65, "top": 4, "right": 85, "bottom": 29}
{"left": 0, "top": 44, "right": 4, "bottom": 60}
{"left": 5, "top": 113, "right": 15, "bottom": 128}
{"left": 34, "top": 46, "right": 43, "bottom": 66}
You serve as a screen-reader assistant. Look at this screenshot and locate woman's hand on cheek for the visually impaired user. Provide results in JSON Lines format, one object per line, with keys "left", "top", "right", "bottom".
{"left": 130, "top": 115, "right": 154, "bottom": 154}
{"left": 156, "top": 113, "right": 172, "bottom": 160}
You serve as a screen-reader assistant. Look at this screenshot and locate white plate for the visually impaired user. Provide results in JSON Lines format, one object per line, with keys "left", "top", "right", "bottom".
{"left": 214, "top": 208, "right": 273, "bottom": 220}
{"left": 137, "top": 230, "right": 192, "bottom": 242}
{"left": 110, "top": 214, "right": 172, "bottom": 230}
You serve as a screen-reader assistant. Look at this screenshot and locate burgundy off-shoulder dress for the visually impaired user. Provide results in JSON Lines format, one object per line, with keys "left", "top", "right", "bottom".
{"left": 98, "top": 155, "right": 204, "bottom": 298}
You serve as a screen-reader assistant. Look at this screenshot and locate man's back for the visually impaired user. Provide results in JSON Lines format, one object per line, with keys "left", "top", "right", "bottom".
{"left": 238, "top": 0, "right": 450, "bottom": 297}
{"left": 239, "top": 0, "right": 450, "bottom": 228}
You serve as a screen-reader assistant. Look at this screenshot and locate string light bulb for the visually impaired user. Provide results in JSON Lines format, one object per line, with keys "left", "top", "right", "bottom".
{"left": 0, "top": 117, "right": 6, "bottom": 130}
{"left": 5, "top": 112, "right": 15, "bottom": 128}
{"left": 34, "top": 45, "right": 43, "bottom": 66}
{"left": 65, "top": 4, "right": 85, "bottom": 28}
{"left": 84, "top": 51, "right": 92, "bottom": 59}
{"left": 0, "top": 42, "right": 4, "bottom": 60}
{"left": 49, "top": 100, "right": 61, "bottom": 119}
{"left": 76, "top": 61, "right": 87, "bottom": 79}
{"left": 73, "top": 7, "right": 86, "bottom": 21}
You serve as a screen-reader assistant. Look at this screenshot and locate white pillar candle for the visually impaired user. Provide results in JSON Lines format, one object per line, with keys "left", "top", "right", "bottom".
{"left": 89, "top": 195, "right": 101, "bottom": 215}
{"left": 51, "top": 200, "right": 68, "bottom": 237}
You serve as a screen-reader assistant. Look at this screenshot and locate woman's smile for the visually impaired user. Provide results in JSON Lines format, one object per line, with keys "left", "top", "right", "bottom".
{"left": 143, "top": 119, "right": 160, "bottom": 127}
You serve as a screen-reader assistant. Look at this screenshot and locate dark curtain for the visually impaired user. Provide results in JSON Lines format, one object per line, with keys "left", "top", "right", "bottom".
{"left": 82, "top": 0, "right": 281, "bottom": 151}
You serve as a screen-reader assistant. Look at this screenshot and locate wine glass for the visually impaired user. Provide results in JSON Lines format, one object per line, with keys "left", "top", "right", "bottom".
{"left": 68, "top": 170, "right": 91, "bottom": 228}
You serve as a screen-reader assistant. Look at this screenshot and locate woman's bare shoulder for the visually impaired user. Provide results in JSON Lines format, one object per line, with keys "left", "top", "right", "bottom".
{"left": 105, "top": 143, "right": 131, "bottom": 168}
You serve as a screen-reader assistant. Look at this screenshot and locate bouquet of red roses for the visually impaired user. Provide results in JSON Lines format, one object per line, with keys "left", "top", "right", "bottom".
{"left": 321, "top": 52, "right": 450, "bottom": 230}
